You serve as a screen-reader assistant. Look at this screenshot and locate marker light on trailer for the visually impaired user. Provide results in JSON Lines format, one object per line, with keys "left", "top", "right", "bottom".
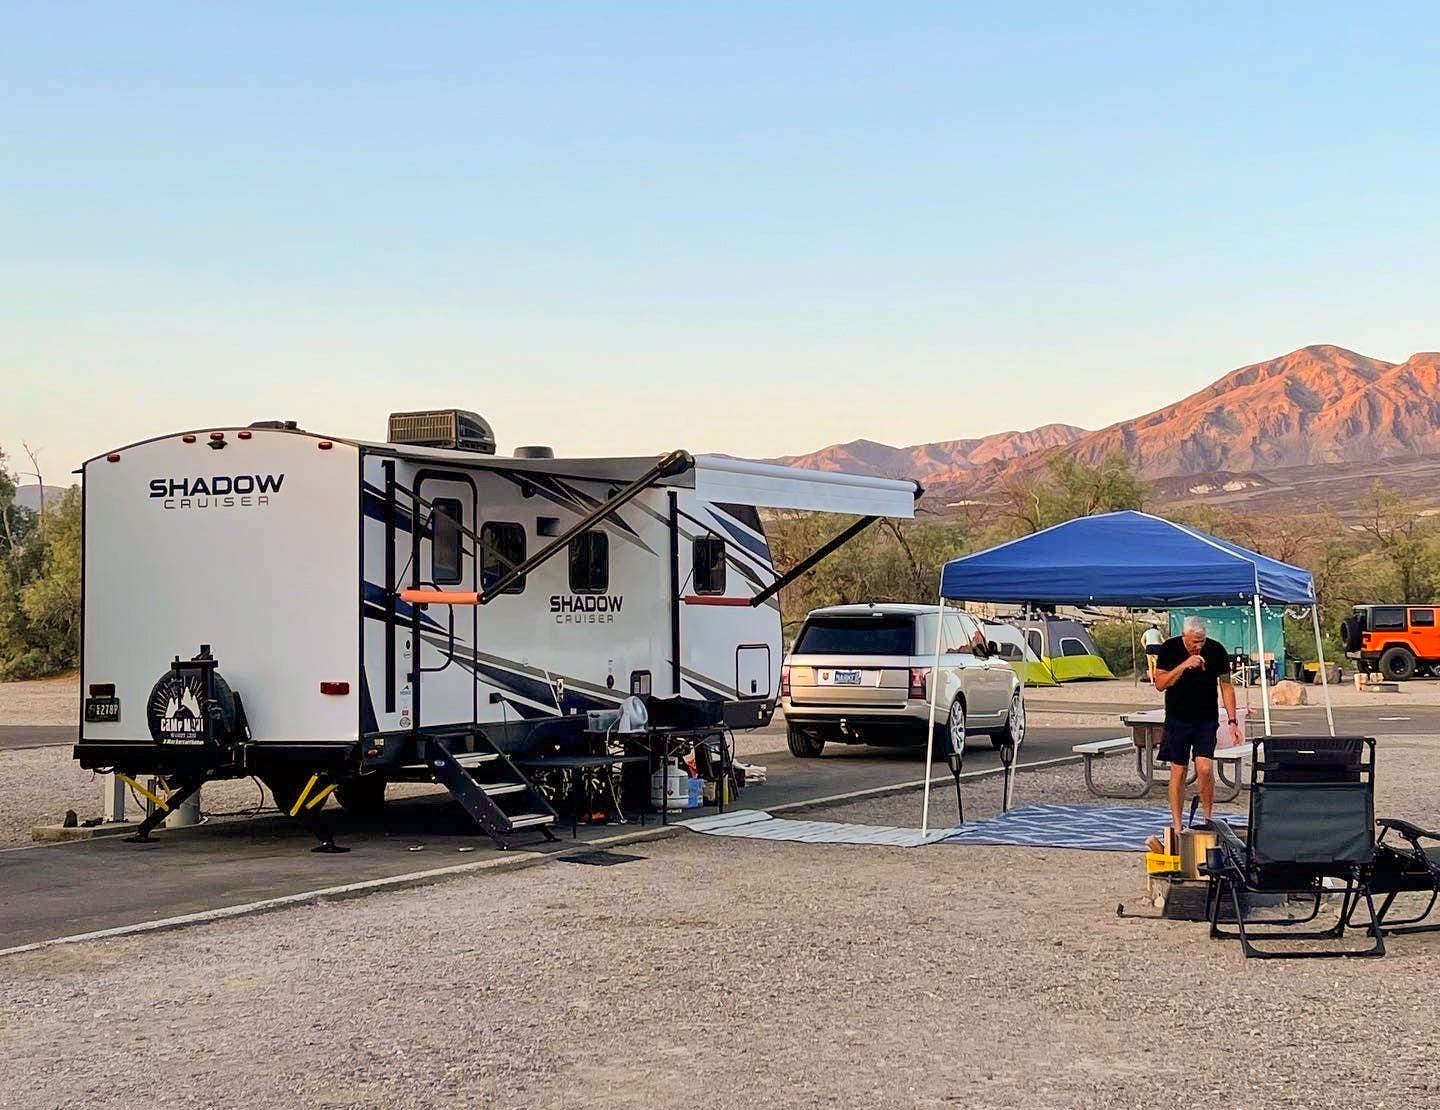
{"left": 106, "top": 454, "right": 120, "bottom": 462}
{"left": 182, "top": 435, "right": 197, "bottom": 443}
{"left": 209, "top": 431, "right": 225, "bottom": 441}
{"left": 318, "top": 441, "right": 333, "bottom": 450}
{"left": 237, "top": 430, "right": 252, "bottom": 439}
{"left": 320, "top": 682, "right": 350, "bottom": 695}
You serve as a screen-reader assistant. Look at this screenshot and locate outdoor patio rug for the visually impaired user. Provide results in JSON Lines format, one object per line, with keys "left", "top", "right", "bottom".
{"left": 679, "top": 809, "right": 950, "bottom": 847}
{"left": 938, "top": 804, "right": 1246, "bottom": 852}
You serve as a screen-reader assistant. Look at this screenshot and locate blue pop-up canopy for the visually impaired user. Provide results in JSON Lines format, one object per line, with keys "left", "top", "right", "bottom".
{"left": 939, "top": 511, "right": 1314, "bottom": 606}
{"left": 919, "top": 511, "right": 1331, "bottom": 833}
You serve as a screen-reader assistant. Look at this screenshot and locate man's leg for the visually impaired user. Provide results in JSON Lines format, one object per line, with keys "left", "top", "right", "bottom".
{"left": 1194, "top": 755, "right": 1215, "bottom": 823}
{"left": 1168, "top": 762, "right": 1187, "bottom": 837}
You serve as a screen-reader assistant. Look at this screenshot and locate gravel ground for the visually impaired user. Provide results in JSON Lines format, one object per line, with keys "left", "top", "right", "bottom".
{"left": 3, "top": 734, "right": 1440, "bottom": 1108}
{"left": 0, "top": 675, "right": 77, "bottom": 726}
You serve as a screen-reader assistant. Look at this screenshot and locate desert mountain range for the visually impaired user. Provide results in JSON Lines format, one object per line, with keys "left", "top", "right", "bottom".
{"left": 773, "top": 345, "right": 1440, "bottom": 504}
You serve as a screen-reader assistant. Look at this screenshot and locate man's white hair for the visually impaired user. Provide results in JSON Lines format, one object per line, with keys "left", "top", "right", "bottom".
{"left": 1182, "top": 615, "right": 1208, "bottom": 637}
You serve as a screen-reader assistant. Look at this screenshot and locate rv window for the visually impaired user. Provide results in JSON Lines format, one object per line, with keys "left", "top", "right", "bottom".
{"left": 431, "top": 498, "right": 463, "bottom": 585}
{"left": 569, "top": 530, "right": 609, "bottom": 593}
{"left": 693, "top": 535, "right": 727, "bottom": 595}
{"left": 481, "top": 522, "right": 527, "bottom": 594}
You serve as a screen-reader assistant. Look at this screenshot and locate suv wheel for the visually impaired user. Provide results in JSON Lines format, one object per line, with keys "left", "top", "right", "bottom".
{"left": 935, "top": 699, "right": 966, "bottom": 760}
{"left": 1379, "top": 646, "right": 1416, "bottom": 681}
{"left": 787, "top": 724, "right": 826, "bottom": 758}
{"left": 992, "top": 691, "right": 1025, "bottom": 750}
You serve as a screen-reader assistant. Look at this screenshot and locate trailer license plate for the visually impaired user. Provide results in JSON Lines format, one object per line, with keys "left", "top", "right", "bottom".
{"left": 832, "top": 670, "right": 863, "bottom": 685}
{"left": 84, "top": 697, "right": 120, "bottom": 723}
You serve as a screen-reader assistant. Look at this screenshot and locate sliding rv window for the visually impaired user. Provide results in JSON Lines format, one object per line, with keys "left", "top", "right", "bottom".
{"left": 481, "top": 522, "right": 527, "bottom": 594}
{"left": 430, "top": 497, "right": 463, "bottom": 585}
{"left": 693, "top": 535, "right": 726, "bottom": 595}
{"left": 568, "top": 530, "right": 609, "bottom": 593}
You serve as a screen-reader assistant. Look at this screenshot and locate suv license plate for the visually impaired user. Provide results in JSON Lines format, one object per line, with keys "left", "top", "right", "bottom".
{"left": 833, "top": 670, "right": 863, "bottom": 686}
{"left": 84, "top": 697, "right": 121, "bottom": 723}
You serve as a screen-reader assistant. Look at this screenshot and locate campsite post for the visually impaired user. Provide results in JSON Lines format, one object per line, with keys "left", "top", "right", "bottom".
{"left": 920, "top": 592, "right": 947, "bottom": 835}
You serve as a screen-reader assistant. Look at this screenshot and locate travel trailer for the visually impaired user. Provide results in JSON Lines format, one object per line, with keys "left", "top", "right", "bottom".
{"left": 74, "top": 410, "right": 919, "bottom": 846}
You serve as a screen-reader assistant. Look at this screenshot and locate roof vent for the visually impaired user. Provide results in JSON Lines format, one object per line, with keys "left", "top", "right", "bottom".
{"left": 387, "top": 409, "right": 496, "bottom": 454}
{"left": 248, "top": 420, "right": 300, "bottom": 430}
{"left": 513, "top": 445, "right": 555, "bottom": 459}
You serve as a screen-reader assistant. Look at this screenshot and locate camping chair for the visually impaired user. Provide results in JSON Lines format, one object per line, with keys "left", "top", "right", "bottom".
{"left": 1203, "top": 736, "right": 1384, "bottom": 959}
{"left": 1344, "top": 818, "right": 1440, "bottom": 936}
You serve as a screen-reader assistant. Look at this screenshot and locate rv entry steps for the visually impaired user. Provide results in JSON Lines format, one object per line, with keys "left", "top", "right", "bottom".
{"left": 425, "top": 733, "right": 558, "bottom": 848}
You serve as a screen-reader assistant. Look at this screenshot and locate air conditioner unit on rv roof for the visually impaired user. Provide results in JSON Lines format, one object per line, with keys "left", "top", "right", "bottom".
{"left": 387, "top": 409, "right": 496, "bottom": 454}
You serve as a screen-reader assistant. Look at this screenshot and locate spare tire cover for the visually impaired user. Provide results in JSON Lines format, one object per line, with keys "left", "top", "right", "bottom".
{"left": 146, "top": 668, "right": 238, "bottom": 749}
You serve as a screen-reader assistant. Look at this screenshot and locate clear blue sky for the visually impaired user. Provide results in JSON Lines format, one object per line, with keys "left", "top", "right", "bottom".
{"left": 4, "top": 1, "right": 1437, "bottom": 477}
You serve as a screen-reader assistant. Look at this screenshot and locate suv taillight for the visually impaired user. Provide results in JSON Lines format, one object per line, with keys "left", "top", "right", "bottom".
{"left": 909, "top": 667, "right": 929, "bottom": 700}
{"left": 780, "top": 665, "right": 791, "bottom": 698}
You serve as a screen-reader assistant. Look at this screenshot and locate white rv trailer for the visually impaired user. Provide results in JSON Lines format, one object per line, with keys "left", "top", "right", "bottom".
{"left": 75, "top": 410, "right": 919, "bottom": 846}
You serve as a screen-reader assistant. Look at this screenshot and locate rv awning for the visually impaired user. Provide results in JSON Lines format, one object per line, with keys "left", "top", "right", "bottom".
{"left": 939, "top": 511, "right": 1315, "bottom": 606}
{"left": 692, "top": 456, "right": 919, "bottom": 517}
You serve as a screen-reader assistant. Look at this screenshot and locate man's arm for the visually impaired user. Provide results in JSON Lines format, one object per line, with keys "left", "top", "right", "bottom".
{"left": 1219, "top": 677, "right": 1237, "bottom": 723}
{"left": 1154, "top": 653, "right": 1202, "bottom": 691}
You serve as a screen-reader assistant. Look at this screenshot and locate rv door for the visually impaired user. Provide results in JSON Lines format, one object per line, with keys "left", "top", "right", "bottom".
{"left": 405, "top": 472, "right": 479, "bottom": 730}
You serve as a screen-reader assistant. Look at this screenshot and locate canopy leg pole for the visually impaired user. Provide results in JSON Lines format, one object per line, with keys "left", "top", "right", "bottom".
{"left": 921, "top": 591, "right": 947, "bottom": 835}
{"left": 1130, "top": 609, "right": 1138, "bottom": 687}
{"left": 1253, "top": 595, "right": 1272, "bottom": 736}
{"left": 1312, "top": 603, "right": 1336, "bottom": 737}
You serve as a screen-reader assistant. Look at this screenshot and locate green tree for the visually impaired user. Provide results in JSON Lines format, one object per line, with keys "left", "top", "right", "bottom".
{"left": 993, "top": 451, "right": 1146, "bottom": 538}
{"left": 1355, "top": 481, "right": 1437, "bottom": 603}
{"left": 17, "top": 487, "right": 82, "bottom": 675}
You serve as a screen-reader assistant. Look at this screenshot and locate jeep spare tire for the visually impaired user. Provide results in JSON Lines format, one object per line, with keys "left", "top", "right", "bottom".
{"left": 1379, "top": 646, "right": 1416, "bottom": 681}
{"left": 1339, "top": 617, "right": 1363, "bottom": 654}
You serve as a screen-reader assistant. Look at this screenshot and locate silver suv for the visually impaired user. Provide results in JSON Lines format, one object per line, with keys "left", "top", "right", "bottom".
{"left": 781, "top": 603, "right": 1024, "bottom": 759}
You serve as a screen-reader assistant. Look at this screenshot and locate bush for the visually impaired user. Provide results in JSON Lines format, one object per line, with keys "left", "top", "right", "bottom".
{"left": 1090, "top": 620, "right": 1142, "bottom": 678}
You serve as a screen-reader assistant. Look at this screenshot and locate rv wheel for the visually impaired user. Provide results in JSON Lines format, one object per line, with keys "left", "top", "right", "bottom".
{"left": 336, "top": 775, "right": 386, "bottom": 818}
{"left": 787, "top": 724, "right": 826, "bottom": 758}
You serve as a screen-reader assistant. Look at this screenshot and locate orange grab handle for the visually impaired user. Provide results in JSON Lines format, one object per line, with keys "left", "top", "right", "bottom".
{"left": 400, "top": 589, "right": 481, "bottom": 606}
{"left": 680, "top": 595, "right": 753, "bottom": 607}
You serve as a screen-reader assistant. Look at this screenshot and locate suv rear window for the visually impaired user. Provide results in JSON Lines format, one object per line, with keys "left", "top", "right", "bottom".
{"left": 794, "top": 616, "right": 916, "bottom": 656}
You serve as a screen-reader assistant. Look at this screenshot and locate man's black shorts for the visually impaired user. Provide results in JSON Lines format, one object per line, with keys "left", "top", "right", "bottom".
{"left": 1159, "top": 720, "right": 1218, "bottom": 764}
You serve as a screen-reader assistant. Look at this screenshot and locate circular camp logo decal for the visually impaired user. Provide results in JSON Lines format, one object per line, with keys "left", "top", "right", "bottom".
{"left": 147, "top": 672, "right": 210, "bottom": 747}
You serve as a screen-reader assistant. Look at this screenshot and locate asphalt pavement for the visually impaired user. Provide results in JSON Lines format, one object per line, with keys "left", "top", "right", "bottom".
{"left": 0, "top": 726, "right": 73, "bottom": 750}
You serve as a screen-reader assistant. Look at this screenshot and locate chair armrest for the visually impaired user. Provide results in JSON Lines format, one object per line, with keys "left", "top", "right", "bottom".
{"left": 1205, "top": 818, "right": 1247, "bottom": 875}
{"left": 1378, "top": 817, "right": 1440, "bottom": 842}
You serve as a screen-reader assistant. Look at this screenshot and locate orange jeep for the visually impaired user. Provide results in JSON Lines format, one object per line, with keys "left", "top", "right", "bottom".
{"left": 1340, "top": 605, "right": 1440, "bottom": 681}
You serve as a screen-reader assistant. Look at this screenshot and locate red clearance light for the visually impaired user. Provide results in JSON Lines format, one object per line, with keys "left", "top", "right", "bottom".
{"left": 320, "top": 681, "right": 350, "bottom": 695}
{"left": 237, "top": 430, "right": 252, "bottom": 440}
{"left": 89, "top": 683, "right": 116, "bottom": 698}
{"left": 106, "top": 453, "right": 121, "bottom": 463}
{"left": 209, "top": 431, "right": 225, "bottom": 441}
{"left": 182, "top": 434, "right": 197, "bottom": 444}
{"left": 318, "top": 440, "right": 333, "bottom": 450}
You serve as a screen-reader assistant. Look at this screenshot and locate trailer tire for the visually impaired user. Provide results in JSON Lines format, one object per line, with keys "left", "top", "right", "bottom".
{"left": 787, "top": 724, "right": 826, "bottom": 758}
{"left": 1339, "top": 618, "right": 1363, "bottom": 653}
{"left": 1379, "top": 646, "right": 1416, "bottom": 681}
{"left": 336, "top": 775, "right": 386, "bottom": 818}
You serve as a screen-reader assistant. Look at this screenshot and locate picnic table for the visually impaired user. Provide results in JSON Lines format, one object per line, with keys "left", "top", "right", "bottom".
{"left": 1073, "top": 709, "right": 1251, "bottom": 801}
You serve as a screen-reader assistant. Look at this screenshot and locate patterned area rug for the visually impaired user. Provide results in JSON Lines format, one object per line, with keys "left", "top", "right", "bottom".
{"left": 938, "top": 804, "right": 1246, "bottom": 852}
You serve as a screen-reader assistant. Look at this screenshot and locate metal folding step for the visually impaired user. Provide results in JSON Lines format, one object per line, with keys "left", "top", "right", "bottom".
{"left": 425, "top": 732, "right": 557, "bottom": 848}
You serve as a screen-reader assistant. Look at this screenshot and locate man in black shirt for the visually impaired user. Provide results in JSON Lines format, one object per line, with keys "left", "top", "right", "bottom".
{"left": 1154, "top": 615, "right": 1238, "bottom": 835}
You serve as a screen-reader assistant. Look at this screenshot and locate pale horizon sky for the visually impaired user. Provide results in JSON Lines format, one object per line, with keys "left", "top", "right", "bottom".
{"left": 5, "top": 2, "right": 1438, "bottom": 478}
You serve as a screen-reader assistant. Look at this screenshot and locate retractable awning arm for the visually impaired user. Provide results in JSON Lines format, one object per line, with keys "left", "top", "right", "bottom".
{"left": 400, "top": 449, "right": 695, "bottom": 607}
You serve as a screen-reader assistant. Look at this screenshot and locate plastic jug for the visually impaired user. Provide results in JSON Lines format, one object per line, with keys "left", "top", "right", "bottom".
{"left": 687, "top": 776, "right": 704, "bottom": 808}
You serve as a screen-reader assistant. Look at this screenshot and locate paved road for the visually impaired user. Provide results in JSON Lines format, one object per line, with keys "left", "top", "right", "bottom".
{"left": 0, "top": 724, "right": 1111, "bottom": 952}
{"left": 0, "top": 726, "right": 73, "bottom": 750}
